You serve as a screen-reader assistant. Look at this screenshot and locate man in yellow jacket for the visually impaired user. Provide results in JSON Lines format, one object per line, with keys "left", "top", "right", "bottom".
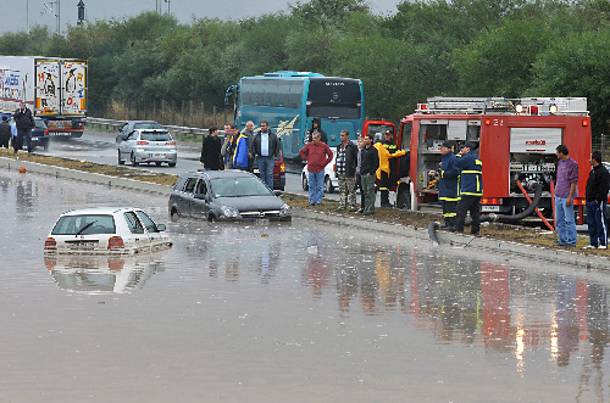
{"left": 374, "top": 134, "right": 406, "bottom": 208}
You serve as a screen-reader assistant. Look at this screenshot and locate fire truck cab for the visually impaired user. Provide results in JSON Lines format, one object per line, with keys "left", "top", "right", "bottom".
{"left": 393, "top": 97, "right": 591, "bottom": 219}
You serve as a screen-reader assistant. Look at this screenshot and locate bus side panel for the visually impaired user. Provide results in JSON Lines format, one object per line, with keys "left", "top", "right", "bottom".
{"left": 480, "top": 123, "right": 510, "bottom": 199}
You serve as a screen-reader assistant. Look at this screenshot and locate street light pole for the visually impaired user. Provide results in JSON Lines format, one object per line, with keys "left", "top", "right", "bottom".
{"left": 26, "top": 0, "right": 29, "bottom": 33}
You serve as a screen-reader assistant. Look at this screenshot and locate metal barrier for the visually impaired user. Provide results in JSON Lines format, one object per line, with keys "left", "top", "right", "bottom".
{"left": 85, "top": 117, "right": 210, "bottom": 137}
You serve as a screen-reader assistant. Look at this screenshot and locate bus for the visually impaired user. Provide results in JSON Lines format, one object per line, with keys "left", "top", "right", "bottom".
{"left": 226, "top": 71, "right": 365, "bottom": 159}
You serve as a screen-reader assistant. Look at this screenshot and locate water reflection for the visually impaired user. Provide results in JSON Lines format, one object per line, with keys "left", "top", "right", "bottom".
{"left": 15, "top": 178, "right": 38, "bottom": 219}
{"left": 45, "top": 254, "right": 166, "bottom": 295}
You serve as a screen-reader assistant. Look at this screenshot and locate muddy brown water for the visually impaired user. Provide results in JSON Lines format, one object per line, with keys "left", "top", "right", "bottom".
{"left": 1, "top": 170, "right": 609, "bottom": 403}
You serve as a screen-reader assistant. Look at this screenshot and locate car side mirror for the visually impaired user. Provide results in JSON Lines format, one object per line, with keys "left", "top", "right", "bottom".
{"left": 156, "top": 223, "right": 167, "bottom": 232}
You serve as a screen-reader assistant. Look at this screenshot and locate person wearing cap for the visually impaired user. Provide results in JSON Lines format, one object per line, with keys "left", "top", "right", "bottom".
{"left": 584, "top": 151, "right": 609, "bottom": 249}
{"left": 438, "top": 141, "right": 460, "bottom": 230}
{"left": 374, "top": 132, "right": 406, "bottom": 208}
{"left": 454, "top": 142, "right": 483, "bottom": 235}
{"left": 0, "top": 115, "right": 10, "bottom": 148}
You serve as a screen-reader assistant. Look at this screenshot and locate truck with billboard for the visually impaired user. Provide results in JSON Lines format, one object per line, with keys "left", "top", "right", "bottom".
{"left": 0, "top": 56, "right": 87, "bottom": 137}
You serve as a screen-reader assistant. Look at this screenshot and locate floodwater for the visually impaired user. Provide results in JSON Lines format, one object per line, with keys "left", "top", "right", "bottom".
{"left": 1, "top": 171, "right": 610, "bottom": 403}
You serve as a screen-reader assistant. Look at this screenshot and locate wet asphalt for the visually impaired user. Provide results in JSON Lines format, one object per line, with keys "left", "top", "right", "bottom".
{"left": 1, "top": 170, "right": 610, "bottom": 402}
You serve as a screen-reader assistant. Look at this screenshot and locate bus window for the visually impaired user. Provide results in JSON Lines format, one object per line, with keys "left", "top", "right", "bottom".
{"left": 307, "top": 78, "right": 361, "bottom": 119}
{"left": 240, "top": 79, "right": 303, "bottom": 109}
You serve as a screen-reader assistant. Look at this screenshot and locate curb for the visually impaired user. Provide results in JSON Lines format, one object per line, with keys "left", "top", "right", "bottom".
{"left": 293, "top": 209, "right": 610, "bottom": 270}
{"left": 0, "top": 157, "right": 171, "bottom": 196}
{"left": 3, "top": 157, "right": 609, "bottom": 270}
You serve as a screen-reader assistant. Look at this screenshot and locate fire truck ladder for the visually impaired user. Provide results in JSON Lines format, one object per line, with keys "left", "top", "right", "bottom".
{"left": 421, "top": 96, "right": 588, "bottom": 116}
{"left": 424, "top": 97, "right": 513, "bottom": 114}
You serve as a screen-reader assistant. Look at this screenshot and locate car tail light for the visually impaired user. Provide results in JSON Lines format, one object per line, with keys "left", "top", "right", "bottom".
{"left": 107, "top": 236, "right": 125, "bottom": 250}
{"left": 44, "top": 237, "right": 56, "bottom": 250}
{"left": 280, "top": 163, "right": 286, "bottom": 173}
{"left": 43, "top": 129, "right": 49, "bottom": 136}
{"left": 136, "top": 140, "right": 149, "bottom": 145}
{"left": 481, "top": 198, "right": 502, "bottom": 205}
{"left": 166, "top": 140, "right": 177, "bottom": 146}
{"left": 573, "top": 198, "right": 586, "bottom": 206}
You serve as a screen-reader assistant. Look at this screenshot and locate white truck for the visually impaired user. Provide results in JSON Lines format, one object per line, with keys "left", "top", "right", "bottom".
{"left": 0, "top": 56, "right": 87, "bottom": 137}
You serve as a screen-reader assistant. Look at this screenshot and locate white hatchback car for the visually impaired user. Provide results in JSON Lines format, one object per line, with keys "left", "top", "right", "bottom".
{"left": 44, "top": 207, "right": 172, "bottom": 255}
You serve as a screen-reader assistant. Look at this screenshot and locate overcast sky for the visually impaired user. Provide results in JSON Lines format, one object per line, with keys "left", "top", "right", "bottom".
{"left": 2, "top": 0, "right": 402, "bottom": 34}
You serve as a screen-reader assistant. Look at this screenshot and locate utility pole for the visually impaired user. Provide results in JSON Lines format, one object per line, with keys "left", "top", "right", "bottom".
{"left": 56, "top": 0, "right": 61, "bottom": 34}
{"left": 26, "top": 0, "right": 30, "bottom": 33}
{"left": 165, "top": 0, "right": 171, "bottom": 15}
{"left": 77, "top": 0, "right": 85, "bottom": 26}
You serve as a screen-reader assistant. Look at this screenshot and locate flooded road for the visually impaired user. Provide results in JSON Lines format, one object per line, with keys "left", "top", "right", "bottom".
{"left": 1, "top": 170, "right": 610, "bottom": 402}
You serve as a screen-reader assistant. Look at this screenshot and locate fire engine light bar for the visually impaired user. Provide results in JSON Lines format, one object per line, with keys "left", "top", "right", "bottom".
{"left": 418, "top": 103, "right": 429, "bottom": 111}
{"left": 481, "top": 198, "right": 503, "bottom": 205}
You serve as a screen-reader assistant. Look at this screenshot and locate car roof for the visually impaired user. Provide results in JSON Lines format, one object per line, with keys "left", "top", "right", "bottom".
{"left": 185, "top": 169, "right": 255, "bottom": 180}
{"left": 129, "top": 120, "right": 161, "bottom": 125}
{"left": 59, "top": 207, "right": 139, "bottom": 216}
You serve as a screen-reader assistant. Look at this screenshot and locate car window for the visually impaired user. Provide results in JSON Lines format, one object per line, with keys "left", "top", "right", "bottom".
{"left": 141, "top": 132, "right": 171, "bottom": 142}
{"left": 195, "top": 179, "right": 208, "bottom": 196}
{"left": 34, "top": 119, "right": 47, "bottom": 129}
{"left": 184, "top": 178, "right": 197, "bottom": 193}
{"left": 211, "top": 177, "right": 271, "bottom": 198}
{"left": 136, "top": 211, "right": 158, "bottom": 233}
{"left": 126, "top": 131, "right": 137, "bottom": 140}
{"left": 124, "top": 212, "right": 145, "bottom": 234}
{"left": 52, "top": 214, "right": 116, "bottom": 235}
{"left": 134, "top": 122, "right": 162, "bottom": 130}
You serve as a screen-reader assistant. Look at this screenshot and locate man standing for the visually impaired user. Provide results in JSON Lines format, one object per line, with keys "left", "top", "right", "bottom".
{"left": 233, "top": 122, "right": 253, "bottom": 171}
{"left": 14, "top": 102, "right": 34, "bottom": 153}
{"left": 299, "top": 132, "right": 333, "bottom": 206}
{"left": 454, "top": 142, "right": 483, "bottom": 236}
{"left": 360, "top": 134, "right": 379, "bottom": 215}
{"left": 200, "top": 127, "right": 223, "bottom": 170}
{"left": 250, "top": 120, "right": 280, "bottom": 190}
{"left": 585, "top": 151, "right": 609, "bottom": 249}
{"left": 555, "top": 144, "right": 579, "bottom": 247}
{"left": 335, "top": 130, "right": 358, "bottom": 211}
{"left": 221, "top": 123, "right": 237, "bottom": 169}
{"left": 438, "top": 142, "right": 460, "bottom": 230}
{"left": 0, "top": 116, "right": 11, "bottom": 148}
{"left": 374, "top": 133, "right": 406, "bottom": 208}
{"left": 243, "top": 121, "right": 256, "bottom": 171}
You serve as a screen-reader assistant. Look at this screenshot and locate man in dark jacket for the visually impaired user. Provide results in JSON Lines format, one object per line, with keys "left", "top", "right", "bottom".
{"left": 454, "top": 142, "right": 483, "bottom": 236}
{"left": 359, "top": 134, "right": 379, "bottom": 215}
{"left": 250, "top": 120, "right": 280, "bottom": 189}
{"left": 200, "top": 127, "right": 223, "bottom": 170}
{"left": 585, "top": 151, "right": 610, "bottom": 249}
{"left": 14, "top": 102, "right": 34, "bottom": 153}
{"left": 0, "top": 115, "right": 11, "bottom": 148}
{"left": 335, "top": 130, "right": 358, "bottom": 211}
{"left": 438, "top": 141, "right": 460, "bottom": 229}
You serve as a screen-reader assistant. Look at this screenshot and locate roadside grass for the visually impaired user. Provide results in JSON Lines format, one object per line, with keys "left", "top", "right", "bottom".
{"left": 1, "top": 148, "right": 606, "bottom": 258}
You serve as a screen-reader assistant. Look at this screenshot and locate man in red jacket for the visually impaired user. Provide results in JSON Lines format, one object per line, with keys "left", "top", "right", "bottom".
{"left": 299, "top": 132, "right": 333, "bottom": 206}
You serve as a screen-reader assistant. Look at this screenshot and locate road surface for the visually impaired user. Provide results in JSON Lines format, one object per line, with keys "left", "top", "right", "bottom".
{"left": 0, "top": 169, "right": 608, "bottom": 402}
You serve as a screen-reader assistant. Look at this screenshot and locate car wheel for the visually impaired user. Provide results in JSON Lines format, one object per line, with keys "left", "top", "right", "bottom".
{"left": 207, "top": 213, "right": 216, "bottom": 223}
{"left": 130, "top": 152, "right": 139, "bottom": 167}
{"left": 43, "top": 142, "right": 49, "bottom": 151}
{"left": 155, "top": 162, "right": 162, "bottom": 167}
{"left": 302, "top": 174, "right": 309, "bottom": 191}
{"left": 170, "top": 208, "right": 180, "bottom": 222}
{"left": 325, "top": 176, "right": 334, "bottom": 194}
{"left": 168, "top": 162, "right": 176, "bottom": 168}
{"left": 118, "top": 150, "right": 125, "bottom": 165}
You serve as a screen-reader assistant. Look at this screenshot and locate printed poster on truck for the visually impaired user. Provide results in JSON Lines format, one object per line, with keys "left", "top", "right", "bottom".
{"left": 0, "top": 69, "right": 25, "bottom": 111}
{"left": 35, "top": 60, "right": 61, "bottom": 115}
{"left": 61, "top": 60, "right": 86, "bottom": 116}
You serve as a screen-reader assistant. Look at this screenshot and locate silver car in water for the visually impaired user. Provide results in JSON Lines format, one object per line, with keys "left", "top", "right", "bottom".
{"left": 117, "top": 129, "right": 178, "bottom": 167}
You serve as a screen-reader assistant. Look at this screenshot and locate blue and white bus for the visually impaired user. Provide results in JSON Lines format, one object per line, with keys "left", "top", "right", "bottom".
{"left": 226, "top": 71, "right": 365, "bottom": 160}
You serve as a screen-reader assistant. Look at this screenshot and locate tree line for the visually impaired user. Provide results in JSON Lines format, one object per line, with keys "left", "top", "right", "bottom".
{"left": 1, "top": 0, "right": 610, "bottom": 135}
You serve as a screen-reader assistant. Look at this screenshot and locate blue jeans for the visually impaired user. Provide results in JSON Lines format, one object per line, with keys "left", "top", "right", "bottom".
{"left": 587, "top": 200, "right": 607, "bottom": 247}
{"left": 257, "top": 156, "right": 275, "bottom": 190}
{"left": 556, "top": 196, "right": 577, "bottom": 245}
{"left": 308, "top": 171, "right": 325, "bottom": 205}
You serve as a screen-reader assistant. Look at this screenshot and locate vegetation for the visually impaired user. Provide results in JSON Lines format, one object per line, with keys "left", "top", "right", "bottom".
{"left": 2, "top": 0, "right": 610, "bottom": 134}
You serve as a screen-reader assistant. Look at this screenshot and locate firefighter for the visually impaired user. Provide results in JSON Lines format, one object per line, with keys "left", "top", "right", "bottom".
{"left": 374, "top": 132, "right": 406, "bottom": 208}
{"left": 438, "top": 141, "right": 460, "bottom": 230}
{"left": 454, "top": 142, "right": 483, "bottom": 236}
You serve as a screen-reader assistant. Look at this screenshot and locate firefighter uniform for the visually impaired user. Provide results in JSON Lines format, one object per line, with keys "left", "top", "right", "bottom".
{"left": 438, "top": 150, "right": 460, "bottom": 229}
{"left": 374, "top": 141, "right": 406, "bottom": 207}
{"left": 454, "top": 150, "right": 483, "bottom": 235}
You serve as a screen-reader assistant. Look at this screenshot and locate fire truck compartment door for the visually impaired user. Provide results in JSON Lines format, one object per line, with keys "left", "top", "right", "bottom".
{"left": 510, "top": 128, "right": 562, "bottom": 154}
{"left": 447, "top": 120, "right": 467, "bottom": 141}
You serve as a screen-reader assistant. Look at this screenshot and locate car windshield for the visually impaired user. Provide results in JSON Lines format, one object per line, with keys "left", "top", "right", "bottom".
{"left": 134, "top": 122, "right": 162, "bottom": 130}
{"left": 52, "top": 214, "right": 116, "bottom": 235}
{"left": 211, "top": 177, "right": 271, "bottom": 198}
{"left": 141, "top": 132, "right": 171, "bottom": 142}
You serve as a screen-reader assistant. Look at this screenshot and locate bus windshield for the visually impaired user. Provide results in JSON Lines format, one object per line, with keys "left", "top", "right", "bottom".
{"left": 307, "top": 78, "right": 361, "bottom": 119}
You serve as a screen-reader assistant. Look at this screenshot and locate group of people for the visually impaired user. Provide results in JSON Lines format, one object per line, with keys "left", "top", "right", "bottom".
{"left": 0, "top": 102, "right": 35, "bottom": 153}
{"left": 199, "top": 120, "right": 280, "bottom": 190}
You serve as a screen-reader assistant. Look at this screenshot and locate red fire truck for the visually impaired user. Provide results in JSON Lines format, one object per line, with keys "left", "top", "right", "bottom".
{"left": 366, "top": 97, "right": 592, "bottom": 223}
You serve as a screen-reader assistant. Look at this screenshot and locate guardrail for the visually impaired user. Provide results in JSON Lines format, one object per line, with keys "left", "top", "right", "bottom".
{"left": 86, "top": 117, "right": 211, "bottom": 137}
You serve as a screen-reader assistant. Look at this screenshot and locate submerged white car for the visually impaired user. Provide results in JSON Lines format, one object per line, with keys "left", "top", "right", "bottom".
{"left": 44, "top": 207, "right": 172, "bottom": 255}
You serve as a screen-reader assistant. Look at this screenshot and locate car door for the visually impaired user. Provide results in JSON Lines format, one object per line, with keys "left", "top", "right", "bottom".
{"left": 181, "top": 177, "right": 198, "bottom": 217}
{"left": 135, "top": 210, "right": 163, "bottom": 247}
{"left": 190, "top": 179, "right": 211, "bottom": 219}
{"left": 119, "top": 131, "right": 137, "bottom": 155}
{"left": 123, "top": 211, "right": 150, "bottom": 251}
